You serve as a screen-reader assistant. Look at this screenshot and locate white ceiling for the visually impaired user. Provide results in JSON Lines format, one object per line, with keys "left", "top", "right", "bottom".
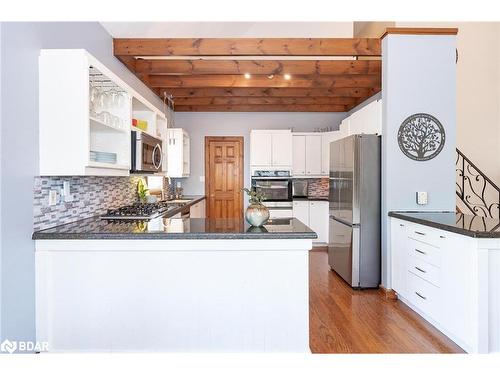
{"left": 100, "top": 22, "right": 354, "bottom": 38}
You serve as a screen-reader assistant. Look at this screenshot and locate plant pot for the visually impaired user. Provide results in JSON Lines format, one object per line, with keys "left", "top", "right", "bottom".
{"left": 245, "top": 203, "right": 270, "bottom": 227}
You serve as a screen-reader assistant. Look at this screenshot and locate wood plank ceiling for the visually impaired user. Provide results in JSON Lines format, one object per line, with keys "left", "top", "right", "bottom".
{"left": 114, "top": 38, "right": 382, "bottom": 112}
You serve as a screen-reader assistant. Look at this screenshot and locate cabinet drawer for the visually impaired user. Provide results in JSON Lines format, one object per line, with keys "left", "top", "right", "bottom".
{"left": 407, "top": 271, "right": 440, "bottom": 320}
{"left": 408, "top": 238, "right": 441, "bottom": 267}
{"left": 408, "top": 256, "right": 441, "bottom": 287}
{"left": 407, "top": 223, "right": 447, "bottom": 248}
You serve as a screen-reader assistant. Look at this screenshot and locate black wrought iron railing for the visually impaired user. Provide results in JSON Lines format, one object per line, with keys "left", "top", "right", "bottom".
{"left": 456, "top": 148, "right": 500, "bottom": 219}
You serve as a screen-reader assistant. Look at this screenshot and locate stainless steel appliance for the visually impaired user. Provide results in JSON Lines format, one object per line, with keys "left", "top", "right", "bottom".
{"left": 292, "top": 180, "right": 309, "bottom": 198}
{"left": 100, "top": 201, "right": 184, "bottom": 220}
{"left": 251, "top": 170, "right": 292, "bottom": 218}
{"left": 328, "top": 134, "right": 381, "bottom": 288}
{"left": 131, "top": 131, "right": 163, "bottom": 173}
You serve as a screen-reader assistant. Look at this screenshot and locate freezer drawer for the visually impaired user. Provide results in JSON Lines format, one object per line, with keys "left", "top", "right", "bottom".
{"left": 328, "top": 217, "right": 360, "bottom": 287}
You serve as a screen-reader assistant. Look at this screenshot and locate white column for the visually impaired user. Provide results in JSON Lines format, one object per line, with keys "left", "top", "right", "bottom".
{"left": 381, "top": 29, "right": 457, "bottom": 287}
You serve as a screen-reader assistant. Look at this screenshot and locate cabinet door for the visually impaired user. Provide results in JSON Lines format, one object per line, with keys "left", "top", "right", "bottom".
{"left": 250, "top": 132, "right": 272, "bottom": 166}
{"left": 321, "top": 132, "right": 337, "bottom": 176}
{"left": 390, "top": 219, "right": 409, "bottom": 296}
{"left": 440, "top": 234, "right": 476, "bottom": 351}
{"left": 305, "top": 135, "right": 322, "bottom": 176}
{"left": 167, "top": 130, "right": 182, "bottom": 177}
{"left": 182, "top": 133, "right": 190, "bottom": 176}
{"left": 292, "top": 135, "right": 306, "bottom": 176}
{"left": 271, "top": 132, "right": 292, "bottom": 166}
{"left": 309, "top": 201, "right": 329, "bottom": 243}
{"left": 292, "top": 200, "right": 309, "bottom": 226}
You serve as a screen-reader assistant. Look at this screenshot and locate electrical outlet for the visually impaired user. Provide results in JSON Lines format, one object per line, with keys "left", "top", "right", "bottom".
{"left": 49, "top": 190, "right": 58, "bottom": 206}
{"left": 416, "top": 191, "right": 428, "bottom": 205}
{"left": 199, "top": 176, "right": 205, "bottom": 182}
{"left": 63, "top": 181, "right": 73, "bottom": 202}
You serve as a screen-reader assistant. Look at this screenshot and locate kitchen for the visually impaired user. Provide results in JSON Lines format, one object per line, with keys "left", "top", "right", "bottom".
{"left": 1, "top": 20, "right": 500, "bottom": 358}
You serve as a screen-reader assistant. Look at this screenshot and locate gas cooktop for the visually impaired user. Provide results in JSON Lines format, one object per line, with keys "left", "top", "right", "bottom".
{"left": 100, "top": 202, "right": 181, "bottom": 220}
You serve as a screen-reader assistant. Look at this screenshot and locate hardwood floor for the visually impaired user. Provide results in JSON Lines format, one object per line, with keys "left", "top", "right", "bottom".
{"left": 309, "top": 248, "right": 464, "bottom": 353}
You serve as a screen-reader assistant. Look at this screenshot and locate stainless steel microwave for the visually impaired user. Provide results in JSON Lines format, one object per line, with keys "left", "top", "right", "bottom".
{"left": 131, "top": 131, "right": 163, "bottom": 173}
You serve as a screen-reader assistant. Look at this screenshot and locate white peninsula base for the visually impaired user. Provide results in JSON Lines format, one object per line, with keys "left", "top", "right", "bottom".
{"left": 35, "top": 238, "right": 311, "bottom": 352}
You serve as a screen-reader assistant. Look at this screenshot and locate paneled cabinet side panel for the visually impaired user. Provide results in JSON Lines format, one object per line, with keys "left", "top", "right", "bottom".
{"left": 39, "top": 50, "right": 88, "bottom": 175}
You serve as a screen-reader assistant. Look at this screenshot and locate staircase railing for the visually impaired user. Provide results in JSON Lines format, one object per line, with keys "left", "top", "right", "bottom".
{"left": 456, "top": 148, "right": 500, "bottom": 219}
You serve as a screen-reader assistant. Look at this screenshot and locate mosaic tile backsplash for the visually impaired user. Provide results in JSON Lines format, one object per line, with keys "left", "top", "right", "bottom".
{"left": 293, "top": 178, "right": 329, "bottom": 198}
{"left": 33, "top": 176, "right": 142, "bottom": 231}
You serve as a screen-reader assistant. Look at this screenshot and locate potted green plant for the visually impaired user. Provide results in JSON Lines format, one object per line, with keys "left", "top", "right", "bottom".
{"left": 242, "top": 188, "right": 269, "bottom": 227}
{"left": 137, "top": 178, "right": 149, "bottom": 203}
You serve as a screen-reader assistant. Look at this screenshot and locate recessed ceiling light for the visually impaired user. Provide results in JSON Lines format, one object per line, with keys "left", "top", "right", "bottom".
{"left": 284, "top": 73, "right": 292, "bottom": 80}
{"left": 244, "top": 73, "right": 251, "bottom": 79}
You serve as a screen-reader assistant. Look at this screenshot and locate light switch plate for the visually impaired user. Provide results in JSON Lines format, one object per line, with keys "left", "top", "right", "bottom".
{"left": 416, "top": 191, "right": 428, "bottom": 205}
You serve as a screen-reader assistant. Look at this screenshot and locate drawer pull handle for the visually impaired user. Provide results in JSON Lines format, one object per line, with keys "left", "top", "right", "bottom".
{"left": 415, "top": 249, "right": 426, "bottom": 255}
{"left": 439, "top": 235, "right": 446, "bottom": 239}
{"left": 415, "top": 231, "right": 426, "bottom": 236}
{"left": 415, "top": 292, "right": 427, "bottom": 300}
{"left": 399, "top": 224, "right": 405, "bottom": 227}
{"left": 415, "top": 266, "right": 426, "bottom": 273}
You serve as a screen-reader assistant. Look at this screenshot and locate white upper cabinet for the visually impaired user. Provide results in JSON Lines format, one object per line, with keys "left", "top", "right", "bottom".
{"left": 345, "top": 99, "right": 382, "bottom": 136}
{"left": 292, "top": 136, "right": 306, "bottom": 176}
{"left": 250, "top": 130, "right": 292, "bottom": 167}
{"left": 250, "top": 131, "right": 273, "bottom": 166}
{"left": 39, "top": 49, "right": 167, "bottom": 176}
{"left": 321, "top": 131, "right": 341, "bottom": 176}
{"left": 305, "top": 135, "right": 322, "bottom": 176}
{"left": 271, "top": 131, "right": 292, "bottom": 166}
{"left": 294, "top": 133, "right": 338, "bottom": 177}
{"left": 167, "top": 128, "right": 190, "bottom": 177}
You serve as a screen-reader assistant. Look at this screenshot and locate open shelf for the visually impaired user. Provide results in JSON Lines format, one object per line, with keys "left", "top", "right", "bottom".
{"left": 90, "top": 116, "right": 128, "bottom": 133}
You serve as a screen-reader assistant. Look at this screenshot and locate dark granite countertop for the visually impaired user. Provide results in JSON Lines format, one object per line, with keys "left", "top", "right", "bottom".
{"left": 32, "top": 215, "right": 317, "bottom": 240}
{"left": 389, "top": 211, "right": 500, "bottom": 238}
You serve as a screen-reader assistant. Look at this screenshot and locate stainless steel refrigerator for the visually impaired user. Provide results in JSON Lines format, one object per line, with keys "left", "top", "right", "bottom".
{"left": 328, "top": 134, "right": 381, "bottom": 288}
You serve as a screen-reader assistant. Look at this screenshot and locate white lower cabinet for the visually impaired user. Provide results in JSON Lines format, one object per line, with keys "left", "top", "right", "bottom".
{"left": 190, "top": 199, "right": 206, "bottom": 218}
{"left": 293, "top": 200, "right": 328, "bottom": 244}
{"left": 390, "top": 218, "right": 483, "bottom": 353}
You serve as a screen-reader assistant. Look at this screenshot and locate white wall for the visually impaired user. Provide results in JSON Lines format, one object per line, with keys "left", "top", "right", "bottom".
{"left": 382, "top": 34, "right": 457, "bottom": 287}
{"left": 356, "top": 22, "right": 500, "bottom": 185}
{"left": 174, "top": 112, "right": 347, "bottom": 196}
{"left": 0, "top": 22, "right": 164, "bottom": 344}
{"left": 101, "top": 22, "right": 354, "bottom": 38}
{"left": 397, "top": 22, "right": 500, "bottom": 184}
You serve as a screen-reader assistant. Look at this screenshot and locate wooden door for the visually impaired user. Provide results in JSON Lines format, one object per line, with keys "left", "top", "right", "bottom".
{"left": 205, "top": 137, "right": 244, "bottom": 218}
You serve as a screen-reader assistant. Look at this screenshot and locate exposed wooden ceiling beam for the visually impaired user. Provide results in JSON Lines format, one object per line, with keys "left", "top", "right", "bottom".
{"left": 174, "top": 104, "right": 349, "bottom": 112}
{"left": 114, "top": 38, "right": 381, "bottom": 57}
{"left": 149, "top": 74, "right": 381, "bottom": 89}
{"left": 134, "top": 59, "right": 381, "bottom": 76}
{"left": 174, "top": 96, "right": 357, "bottom": 106}
{"left": 159, "top": 87, "right": 379, "bottom": 98}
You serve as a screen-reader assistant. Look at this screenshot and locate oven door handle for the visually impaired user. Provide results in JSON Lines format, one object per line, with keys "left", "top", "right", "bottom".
{"left": 251, "top": 177, "right": 291, "bottom": 180}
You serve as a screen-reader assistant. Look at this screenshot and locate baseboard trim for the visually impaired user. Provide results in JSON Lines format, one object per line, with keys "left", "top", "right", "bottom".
{"left": 379, "top": 286, "right": 398, "bottom": 301}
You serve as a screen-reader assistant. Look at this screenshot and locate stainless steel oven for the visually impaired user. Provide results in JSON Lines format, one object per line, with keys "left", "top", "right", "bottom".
{"left": 251, "top": 170, "right": 293, "bottom": 219}
{"left": 131, "top": 130, "right": 163, "bottom": 173}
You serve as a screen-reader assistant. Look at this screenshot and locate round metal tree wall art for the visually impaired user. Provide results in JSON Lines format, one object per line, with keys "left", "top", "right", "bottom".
{"left": 397, "top": 113, "right": 445, "bottom": 161}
